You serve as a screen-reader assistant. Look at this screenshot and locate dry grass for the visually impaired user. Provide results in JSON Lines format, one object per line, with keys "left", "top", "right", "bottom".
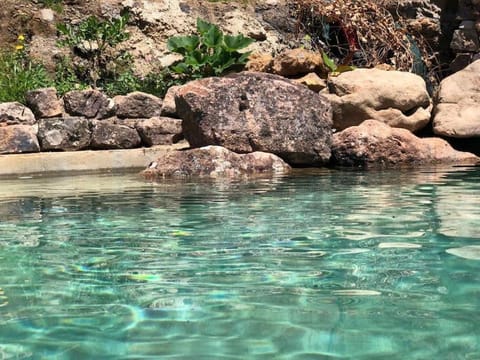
{"left": 292, "top": 0, "right": 436, "bottom": 82}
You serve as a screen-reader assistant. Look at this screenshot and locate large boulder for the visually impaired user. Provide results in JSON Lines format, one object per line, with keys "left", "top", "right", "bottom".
{"left": 433, "top": 60, "right": 480, "bottom": 138}
{"left": 142, "top": 145, "right": 290, "bottom": 179}
{"left": 114, "top": 91, "right": 163, "bottom": 119}
{"left": 0, "top": 125, "right": 40, "bottom": 154}
{"left": 325, "top": 69, "right": 432, "bottom": 132}
{"left": 331, "top": 120, "right": 478, "bottom": 167}
{"left": 0, "top": 102, "right": 36, "bottom": 126}
{"left": 90, "top": 120, "right": 142, "bottom": 150}
{"left": 63, "top": 90, "right": 115, "bottom": 119}
{"left": 25, "top": 87, "right": 63, "bottom": 118}
{"left": 135, "top": 117, "right": 183, "bottom": 146}
{"left": 38, "top": 117, "right": 91, "bottom": 151}
{"left": 175, "top": 71, "right": 333, "bottom": 166}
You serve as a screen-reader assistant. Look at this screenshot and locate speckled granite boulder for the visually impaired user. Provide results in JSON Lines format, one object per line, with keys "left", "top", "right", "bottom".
{"left": 331, "top": 120, "right": 478, "bottom": 167}
{"left": 142, "top": 145, "right": 290, "bottom": 179}
{"left": 175, "top": 71, "right": 333, "bottom": 166}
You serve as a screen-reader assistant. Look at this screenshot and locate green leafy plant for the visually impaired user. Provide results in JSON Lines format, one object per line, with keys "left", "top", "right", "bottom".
{"left": 167, "top": 18, "right": 254, "bottom": 81}
{"left": 38, "top": 0, "right": 63, "bottom": 12}
{"left": 53, "top": 56, "right": 87, "bottom": 95}
{"left": 56, "top": 12, "right": 131, "bottom": 88}
{"left": 0, "top": 35, "right": 52, "bottom": 104}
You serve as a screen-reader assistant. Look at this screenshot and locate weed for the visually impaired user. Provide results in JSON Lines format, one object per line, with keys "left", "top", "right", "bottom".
{"left": 0, "top": 35, "right": 52, "bottom": 104}
{"left": 167, "top": 18, "right": 254, "bottom": 82}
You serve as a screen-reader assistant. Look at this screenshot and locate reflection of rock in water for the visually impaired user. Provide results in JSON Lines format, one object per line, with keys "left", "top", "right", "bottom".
{"left": 446, "top": 246, "right": 480, "bottom": 260}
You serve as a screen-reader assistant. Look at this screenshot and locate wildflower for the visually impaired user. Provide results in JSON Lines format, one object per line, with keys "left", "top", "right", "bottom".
{"left": 18, "top": 34, "right": 25, "bottom": 42}
{"left": 15, "top": 44, "right": 24, "bottom": 51}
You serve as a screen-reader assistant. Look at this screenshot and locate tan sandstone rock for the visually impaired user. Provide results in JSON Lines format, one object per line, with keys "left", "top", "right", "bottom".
{"left": 245, "top": 53, "right": 273, "bottom": 73}
{"left": 325, "top": 68, "right": 432, "bottom": 132}
{"left": 272, "top": 48, "right": 327, "bottom": 77}
{"left": 331, "top": 120, "right": 478, "bottom": 167}
{"left": 142, "top": 145, "right": 290, "bottom": 179}
{"left": 433, "top": 60, "right": 480, "bottom": 138}
{"left": 293, "top": 72, "right": 327, "bottom": 92}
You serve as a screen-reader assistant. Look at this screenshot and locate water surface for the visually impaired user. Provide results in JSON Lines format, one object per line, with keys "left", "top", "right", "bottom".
{"left": 0, "top": 168, "right": 479, "bottom": 359}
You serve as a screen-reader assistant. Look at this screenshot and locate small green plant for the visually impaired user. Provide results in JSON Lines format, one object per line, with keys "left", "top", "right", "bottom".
{"left": 0, "top": 35, "right": 52, "bottom": 104}
{"left": 38, "top": 0, "right": 63, "bottom": 12}
{"left": 167, "top": 18, "right": 254, "bottom": 81}
{"left": 56, "top": 12, "right": 131, "bottom": 88}
{"left": 321, "top": 51, "right": 356, "bottom": 76}
{"left": 53, "top": 56, "right": 87, "bottom": 95}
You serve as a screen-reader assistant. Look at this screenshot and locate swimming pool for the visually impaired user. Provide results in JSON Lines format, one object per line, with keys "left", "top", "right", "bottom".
{"left": 0, "top": 168, "right": 478, "bottom": 359}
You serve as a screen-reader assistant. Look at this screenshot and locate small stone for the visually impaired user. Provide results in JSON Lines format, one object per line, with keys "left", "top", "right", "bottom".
{"left": 38, "top": 117, "right": 91, "bottom": 151}
{"left": 160, "top": 86, "right": 181, "bottom": 117}
{"left": 293, "top": 72, "right": 327, "bottom": 92}
{"left": 64, "top": 89, "right": 115, "bottom": 119}
{"left": 114, "top": 91, "right": 163, "bottom": 119}
{"left": 26, "top": 87, "right": 63, "bottom": 118}
{"left": 136, "top": 117, "right": 183, "bottom": 146}
{"left": 0, "top": 125, "right": 40, "bottom": 154}
{"left": 0, "top": 102, "right": 36, "bottom": 126}
{"left": 245, "top": 53, "right": 273, "bottom": 73}
{"left": 91, "top": 120, "right": 142, "bottom": 150}
{"left": 272, "top": 48, "right": 327, "bottom": 77}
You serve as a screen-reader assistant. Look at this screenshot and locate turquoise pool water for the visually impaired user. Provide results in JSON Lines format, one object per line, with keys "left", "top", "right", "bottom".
{"left": 0, "top": 168, "right": 479, "bottom": 359}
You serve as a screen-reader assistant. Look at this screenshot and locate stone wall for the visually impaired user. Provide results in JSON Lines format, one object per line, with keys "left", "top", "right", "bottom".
{"left": 0, "top": 88, "right": 183, "bottom": 155}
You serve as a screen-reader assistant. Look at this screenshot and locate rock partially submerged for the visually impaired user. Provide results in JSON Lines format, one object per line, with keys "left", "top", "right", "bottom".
{"left": 325, "top": 68, "right": 431, "bottom": 132}
{"left": 175, "top": 71, "right": 333, "bottom": 166}
{"left": 331, "top": 120, "right": 479, "bottom": 167}
{"left": 142, "top": 145, "right": 290, "bottom": 179}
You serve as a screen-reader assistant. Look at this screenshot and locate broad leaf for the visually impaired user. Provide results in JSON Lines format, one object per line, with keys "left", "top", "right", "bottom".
{"left": 196, "top": 18, "right": 212, "bottom": 36}
{"left": 171, "top": 62, "right": 190, "bottom": 74}
{"left": 202, "top": 25, "right": 223, "bottom": 48}
{"left": 321, "top": 51, "right": 337, "bottom": 72}
{"left": 167, "top": 35, "right": 200, "bottom": 55}
{"left": 223, "top": 34, "right": 254, "bottom": 52}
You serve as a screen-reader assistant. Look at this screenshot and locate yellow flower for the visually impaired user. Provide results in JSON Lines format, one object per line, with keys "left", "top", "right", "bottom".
{"left": 17, "top": 34, "right": 25, "bottom": 42}
{"left": 15, "top": 44, "right": 24, "bottom": 51}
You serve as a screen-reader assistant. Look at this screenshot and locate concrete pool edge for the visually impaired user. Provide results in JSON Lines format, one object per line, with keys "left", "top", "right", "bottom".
{"left": 0, "top": 142, "right": 188, "bottom": 177}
